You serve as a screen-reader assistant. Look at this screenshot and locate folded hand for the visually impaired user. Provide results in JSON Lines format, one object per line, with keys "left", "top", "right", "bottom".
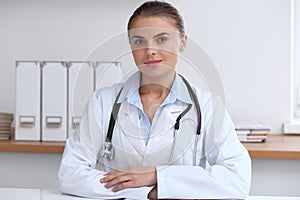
{"left": 100, "top": 165, "right": 157, "bottom": 192}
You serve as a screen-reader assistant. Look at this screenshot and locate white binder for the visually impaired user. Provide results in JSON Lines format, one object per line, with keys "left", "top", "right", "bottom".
{"left": 68, "top": 61, "right": 94, "bottom": 137}
{"left": 15, "top": 61, "right": 41, "bottom": 141}
{"left": 95, "top": 61, "right": 122, "bottom": 89}
{"left": 41, "top": 61, "right": 67, "bottom": 141}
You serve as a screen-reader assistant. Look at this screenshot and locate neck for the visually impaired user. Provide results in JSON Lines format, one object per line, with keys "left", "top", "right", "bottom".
{"left": 139, "top": 71, "right": 175, "bottom": 97}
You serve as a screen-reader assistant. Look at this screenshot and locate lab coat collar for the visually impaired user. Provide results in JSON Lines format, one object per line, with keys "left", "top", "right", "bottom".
{"left": 117, "top": 71, "right": 193, "bottom": 105}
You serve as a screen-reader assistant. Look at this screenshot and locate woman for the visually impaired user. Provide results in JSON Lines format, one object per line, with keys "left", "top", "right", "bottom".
{"left": 58, "top": 1, "right": 251, "bottom": 199}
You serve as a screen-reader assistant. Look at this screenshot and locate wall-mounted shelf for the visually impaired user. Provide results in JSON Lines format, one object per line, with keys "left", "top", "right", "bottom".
{"left": 1, "top": 135, "right": 300, "bottom": 159}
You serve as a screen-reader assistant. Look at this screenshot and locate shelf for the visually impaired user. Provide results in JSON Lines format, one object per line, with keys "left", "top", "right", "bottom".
{"left": 0, "top": 140, "right": 65, "bottom": 153}
{"left": 242, "top": 134, "right": 300, "bottom": 160}
{"left": 1, "top": 135, "right": 300, "bottom": 160}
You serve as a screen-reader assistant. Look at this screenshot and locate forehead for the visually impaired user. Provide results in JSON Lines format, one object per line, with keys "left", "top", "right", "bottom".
{"left": 129, "top": 16, "right": 179, "bottom": 37}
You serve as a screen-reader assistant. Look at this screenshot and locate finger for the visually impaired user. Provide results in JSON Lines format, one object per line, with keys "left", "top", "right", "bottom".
{"left": 111, "top": 180, "right": 137, "bottom": 192}
{"left": 100, "top": 170, "right": 127, "bottom": 183}
{"left": 111, "top": 174, "right": 153, "bottom": 192}
{"left": 104, "top": 174, "right": 132, "bottom": 189}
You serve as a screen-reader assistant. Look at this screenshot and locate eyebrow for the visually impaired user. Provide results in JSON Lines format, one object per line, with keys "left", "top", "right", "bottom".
{"left": 131, "top": 32, "right": 170, "bottom": 40}
{"left": 131, "top": 35, "right": 145, "bottom": 40}
{"left": 154, "top": 32, "right": 170, "bottom": 38}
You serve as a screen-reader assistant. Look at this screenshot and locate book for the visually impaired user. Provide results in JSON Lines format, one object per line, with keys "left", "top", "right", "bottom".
{"left": 0, "top": 134, "right": 10, "bottom": 140}
{"left": 0, "top": 130, "right": 10, "bottom": 134}
{"left": 0, "top": 113, "right": 14, "bottom": 119}
{"left": 0, "top": 113, "right": 14, "bottom": 140}
{"left": 234, "top": 121, "right": 271, "bottom": 131}
{"left": 238, "top": 134, "right": 267, "bottom": 143}
{"left": 0, "top": 127, "right": 11, "bottom": 131}
{"left": 239, "top": 138, "right": 266, "bottom": 143}
{"left": 234, "top": 121, "right": 271, "bottom": 143}
{"left": 0, "top": 119, "right": 13, "bottom": 123}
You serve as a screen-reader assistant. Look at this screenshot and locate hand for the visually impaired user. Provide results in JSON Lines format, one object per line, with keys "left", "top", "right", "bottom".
{"left": 148, "top": 185, "right": 157, "bottom": 200}
{"left": 100, "top": 165, "right": 157, "bottom": 192}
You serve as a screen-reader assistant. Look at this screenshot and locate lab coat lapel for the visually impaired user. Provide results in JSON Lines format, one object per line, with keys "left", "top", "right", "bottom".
{"left": 116, "top": 101, "right": 146, "bottom": 156}
{"left": 142, "top": 103, "right": 189, "bottom": 165}
{"left": 142, "top": 103, "right": 198, "bottom": 166}
{"left": 170, "top": 104, "right": 198, "bottom": 164}
{"left": 146, "top": 104, "right": 182, "bottom": 149}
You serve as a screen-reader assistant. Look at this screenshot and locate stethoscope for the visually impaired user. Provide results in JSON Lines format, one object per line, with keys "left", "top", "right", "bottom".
{"left": 101, "top": 74, "right": 202, "bottom": 166}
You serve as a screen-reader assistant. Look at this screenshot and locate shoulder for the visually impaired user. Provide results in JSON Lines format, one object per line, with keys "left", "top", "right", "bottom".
{"left": 93, "top": 83, "right": 124, "bottom": 102}
{"left": 93, "top": 71, "right": 140, "bottom": 100}
{"left": 190, "top": 85, "right": 224, "bottom": 110}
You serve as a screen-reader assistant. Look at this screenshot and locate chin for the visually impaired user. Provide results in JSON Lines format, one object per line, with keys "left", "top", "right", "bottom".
{"left": 139, "top": 66, "right": 175, "bottom": 80}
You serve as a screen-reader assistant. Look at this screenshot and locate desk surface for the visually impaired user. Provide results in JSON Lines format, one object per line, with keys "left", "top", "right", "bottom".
{"left": 1, "top": 135, "right": 300, "bottom": 160}
{"left": 0, "top": 188, "right": 299, "bottom": 200}
{"left": 243, "top": 134, "right": 300, "bottom": 160}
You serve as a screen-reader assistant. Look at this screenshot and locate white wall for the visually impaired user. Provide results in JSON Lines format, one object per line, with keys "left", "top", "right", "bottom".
{"left": 294, "top": 0, "right": 300, "bottom": 119}
{"left": 0, "top": 0, "right": 291, "bottom": 133}
{"left": 177, "top": 0, "right": 291, "bottom": 133}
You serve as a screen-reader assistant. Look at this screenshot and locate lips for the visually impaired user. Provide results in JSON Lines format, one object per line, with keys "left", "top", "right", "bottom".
{"left": 144, "top": 60, "right": 162, "bottom": 68}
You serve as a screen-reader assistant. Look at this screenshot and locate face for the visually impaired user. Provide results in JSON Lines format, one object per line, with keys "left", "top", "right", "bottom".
{"left": 128, "top": 16, "right": 187, "bottom": 79}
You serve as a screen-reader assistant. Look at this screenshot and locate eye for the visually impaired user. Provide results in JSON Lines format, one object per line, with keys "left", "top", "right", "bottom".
{"left": 134, "top": 39, "right": 146, "bottom": 45}
{"left": 156, "top": 36, "right": 168, "bottom": 43}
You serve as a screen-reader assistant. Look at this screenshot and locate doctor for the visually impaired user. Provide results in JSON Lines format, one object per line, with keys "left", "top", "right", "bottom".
{"left": 58, "top": 1, "right": 251, "bottom": 199}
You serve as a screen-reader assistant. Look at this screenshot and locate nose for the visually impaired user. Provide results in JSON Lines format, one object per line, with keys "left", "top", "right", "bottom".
{"left": 146, "top": 48, "right": 157, "bottom": 56}
{"left": 144, "top": 40, "right": 158, "bottom": 56}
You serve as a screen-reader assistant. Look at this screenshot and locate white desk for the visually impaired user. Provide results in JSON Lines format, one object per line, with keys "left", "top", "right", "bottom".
{"left": 1, "top": 188, "right": 299, "bottom": 200}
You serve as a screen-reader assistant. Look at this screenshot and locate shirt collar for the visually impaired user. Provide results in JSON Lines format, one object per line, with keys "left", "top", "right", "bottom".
{"left": 117, "top": 71, "right": 193, "bottom": 105}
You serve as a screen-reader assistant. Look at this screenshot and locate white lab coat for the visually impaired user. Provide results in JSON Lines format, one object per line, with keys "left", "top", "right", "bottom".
{"left": 58, "top": 73, "right": 251, "bottom": 199}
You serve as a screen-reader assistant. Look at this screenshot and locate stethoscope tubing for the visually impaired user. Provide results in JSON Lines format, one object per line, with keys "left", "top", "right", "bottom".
{"left": 102, "top": 74, "right": 202, "bottom": 165}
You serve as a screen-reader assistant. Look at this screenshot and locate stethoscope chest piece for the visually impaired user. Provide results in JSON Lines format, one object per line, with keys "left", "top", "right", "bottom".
{"left": 101, "top": 141, "right": 115, "bottom": 161}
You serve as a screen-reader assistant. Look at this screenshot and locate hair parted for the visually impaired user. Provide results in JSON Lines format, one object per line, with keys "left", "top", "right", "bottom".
{"left": 127, "top": 1, "right": 185, "bottom": 37}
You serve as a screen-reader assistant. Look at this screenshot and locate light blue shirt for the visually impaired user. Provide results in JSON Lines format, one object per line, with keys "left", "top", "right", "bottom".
{"left": 117, "top": 71, "right": 192, "bottom": 145}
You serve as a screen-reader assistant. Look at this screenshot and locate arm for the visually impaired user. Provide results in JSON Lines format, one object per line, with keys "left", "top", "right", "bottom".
{"left": 96, "top": 91, "right": 251, "bottom": 199}
{"left": 156, "top": 94, "right": 251, "bottom": 199}
{"left": 58, "top": 89, "right": 152, "bottom": 199}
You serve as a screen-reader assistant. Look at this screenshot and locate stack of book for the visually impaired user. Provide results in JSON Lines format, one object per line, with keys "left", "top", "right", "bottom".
{"left": 0, "top": 113, "right": 14, "bottom": 140}
{"left": 234, "top": 121, "right": 271, "bottom": 143}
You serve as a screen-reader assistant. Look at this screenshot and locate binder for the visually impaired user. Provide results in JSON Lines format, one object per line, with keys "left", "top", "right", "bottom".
{"left": 41, "top": 61, "right": 67, "bottom": 141}
{"left": 68, "top": 61, "right": 94, "bottom": 137}
{"left": 15, "top": 61, "right": 41, "bottom": 141}
{"left": 95, "top": 61, "right": 122, "bottom": 89}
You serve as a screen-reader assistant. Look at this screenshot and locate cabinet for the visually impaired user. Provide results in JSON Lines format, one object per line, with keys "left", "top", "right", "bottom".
{"left": 68, "top": 62, "right": 94, "bottom": 137}
{"left": 41, "top": 61, "right": 67, "bottom": 141}
{"left": 15, "top": 60, "right": 121, "bottom": 141}
{"left": 15, "top": 61, "right": 41, "bottom": 141}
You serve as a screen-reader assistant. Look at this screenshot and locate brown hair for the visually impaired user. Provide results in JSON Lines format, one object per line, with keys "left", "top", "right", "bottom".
{"left": 127, "top": 1, "right": 185, "bottom": 37}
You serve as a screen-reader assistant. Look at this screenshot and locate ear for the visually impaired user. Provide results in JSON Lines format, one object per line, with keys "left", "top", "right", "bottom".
{"left": 179, "top": 34, "right": 187, "bottom": 52}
